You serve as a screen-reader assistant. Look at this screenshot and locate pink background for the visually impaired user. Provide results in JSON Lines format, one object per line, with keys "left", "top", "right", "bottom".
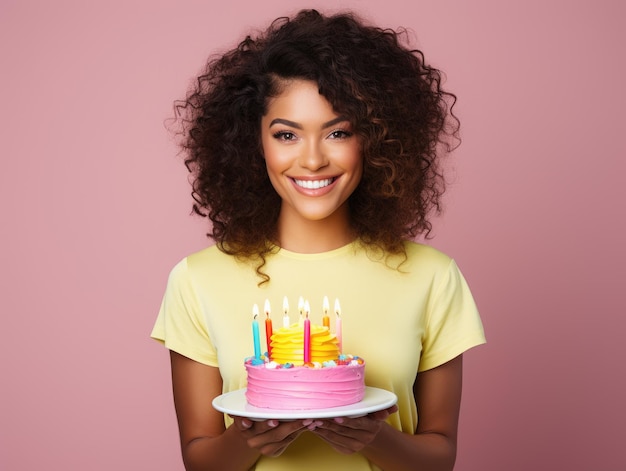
{"left": 1, "top": 0, "right": 624, "bottom": 469}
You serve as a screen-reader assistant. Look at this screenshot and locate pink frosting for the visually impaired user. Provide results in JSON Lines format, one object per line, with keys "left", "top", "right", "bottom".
{"left": 245, "top": 362, "right": 365, "bottom": 409}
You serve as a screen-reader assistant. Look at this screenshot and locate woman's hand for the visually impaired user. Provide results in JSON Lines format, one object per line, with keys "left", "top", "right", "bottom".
{"left": 307, "top": 405, "right": 399, "bottom": 454}
{"left": 230, "top": 416, "right": 309, "bottom": 457}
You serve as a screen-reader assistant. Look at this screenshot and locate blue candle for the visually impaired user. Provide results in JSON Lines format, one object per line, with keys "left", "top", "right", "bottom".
{"left": 252, "top": 304, "right": 261, "bottom": 360}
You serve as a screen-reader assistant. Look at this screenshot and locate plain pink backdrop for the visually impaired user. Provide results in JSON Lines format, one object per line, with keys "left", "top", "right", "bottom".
{"left": 1, "top": 0, "right": 624, "bottom": 469}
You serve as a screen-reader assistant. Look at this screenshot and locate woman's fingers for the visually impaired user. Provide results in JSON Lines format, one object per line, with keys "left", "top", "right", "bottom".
{"left": 229, "top": 417, "right": 308, "bottom": 456}
{"left": 310, "top": 412, "right": 391, "bottom": 454}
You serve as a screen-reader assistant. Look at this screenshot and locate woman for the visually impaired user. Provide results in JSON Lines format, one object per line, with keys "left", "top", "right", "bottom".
{"left": 152, "top": 9, "right": 485, "bottom": 471}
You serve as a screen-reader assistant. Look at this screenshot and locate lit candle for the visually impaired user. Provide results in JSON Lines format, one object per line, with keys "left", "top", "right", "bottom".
{"left": 252, "top": 304, "right": 261, "bottom": 360}
{"left": 303, "top": 300, "right": 311, "bottom": 364}
{"left": 298, "top": 296, "right": 305, "bottom": 325}
{"left": 283, "top": 296, "right": 290, "bottom": 328}
{"left": 322, "top": 295, "right": 330, "bottom": 329}
{"left": 334, "top": 298, "right": 342, "bottom": 354}
{"left": 264, "top": 299, "right": 273, "bottom": 359}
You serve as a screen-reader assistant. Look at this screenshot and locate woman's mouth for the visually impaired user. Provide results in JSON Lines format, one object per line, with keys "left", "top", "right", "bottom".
{"left": 293, "top": 177, "right": 336, "bottom": 189}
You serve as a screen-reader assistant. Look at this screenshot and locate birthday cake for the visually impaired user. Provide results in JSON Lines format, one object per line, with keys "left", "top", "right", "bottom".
{"left": 244, "top": 299, "right": 365, "bottom": 410}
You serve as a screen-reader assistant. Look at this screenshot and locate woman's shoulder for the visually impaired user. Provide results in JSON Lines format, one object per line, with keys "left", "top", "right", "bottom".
{"left": 165, "top": 245, "right": 231, "bottom": 278}
{"left": 402, "top": 240, "right": 454, "bottom": 267}
{"left": 181, "top": 244, "right": 258, "bottom": 283}
{"left": 185, "top": 244, "right": 225, "bottom": 263}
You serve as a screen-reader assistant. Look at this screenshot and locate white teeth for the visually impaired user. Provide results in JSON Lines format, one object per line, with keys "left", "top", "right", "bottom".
{"left": 294, "top": 178, "right": 333, "bottom": 189}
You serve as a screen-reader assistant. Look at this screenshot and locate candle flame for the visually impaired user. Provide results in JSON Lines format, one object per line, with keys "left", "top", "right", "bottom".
{"left": 283, "top": 296, "right": 289, "bottom": 314}
{"left": 334, "top": 298, "right": 341, "bottom": 316}
{"left": 253, "top": 303, "right": 259, "bottom": 319}
{"left": 264, "top": 298, "right": 271, "bottom": 316}
{"left": 298, "top": 296, "right": 304, "bottom": 315}
{"left": 323, "top": 295, "right": 329, "bottom": 314}
{"left": 304, "top": 299, "right": 310, "bottom": 317}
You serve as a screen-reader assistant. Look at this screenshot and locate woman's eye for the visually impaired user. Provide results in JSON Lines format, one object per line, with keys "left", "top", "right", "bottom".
{"left": 328, "top": 130, "right": 353, "bottom": 139}
{"left": 273, "top": 131, "right": 296, "bottom": 141}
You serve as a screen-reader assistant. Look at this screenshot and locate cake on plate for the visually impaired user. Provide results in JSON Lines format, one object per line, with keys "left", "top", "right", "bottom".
{"left": 245, "top": 305, "right": 365, "bottom": 410}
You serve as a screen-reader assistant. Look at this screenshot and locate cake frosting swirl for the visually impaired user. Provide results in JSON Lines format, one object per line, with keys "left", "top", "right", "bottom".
{"left": 270, "top": 323, "right": 340, "bottom": 364}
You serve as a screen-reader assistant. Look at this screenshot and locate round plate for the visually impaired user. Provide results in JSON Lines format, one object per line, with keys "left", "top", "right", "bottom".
{"left": 212, "top": 386, "right": 397, "bottom": 420}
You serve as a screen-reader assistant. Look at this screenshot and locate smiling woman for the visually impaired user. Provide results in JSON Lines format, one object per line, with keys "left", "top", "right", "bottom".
{"left": 152, "top": 9, "right": 484, "bottom": 471}
{"left": 171, "top": 9, "right": 461, "bottom": 284}
{"left": 261, "top": 79, "right": 363, "bottom": 252}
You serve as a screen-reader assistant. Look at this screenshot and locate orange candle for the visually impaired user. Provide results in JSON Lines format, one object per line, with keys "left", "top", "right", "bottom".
{"left": 264, "top": 299, "right": 273, "bottom": 359}
{"left": 322, "top": 295, "right": 330, "bottom": 329}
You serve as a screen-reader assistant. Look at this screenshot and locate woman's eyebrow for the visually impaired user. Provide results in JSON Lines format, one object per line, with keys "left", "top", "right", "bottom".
{"left": 268, "top": 116, "right": 349, "bottom": 130}
{"left": 269, "top": 118, "right": 303, "bottom": 129}
{"left": 321, "top": 116, "right": 349, "bottom": 129}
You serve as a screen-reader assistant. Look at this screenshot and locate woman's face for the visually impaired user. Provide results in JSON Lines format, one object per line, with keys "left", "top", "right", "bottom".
{"left": 261, "top": 80, "right": 363, "bottom": 227}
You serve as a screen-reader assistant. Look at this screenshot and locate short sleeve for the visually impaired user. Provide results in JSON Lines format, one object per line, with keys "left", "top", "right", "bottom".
{"left": 150, "top": 258, "right": 218, "bottom": 366}
{"left": 418, "top": 259, "right": 486, "bottom": 372}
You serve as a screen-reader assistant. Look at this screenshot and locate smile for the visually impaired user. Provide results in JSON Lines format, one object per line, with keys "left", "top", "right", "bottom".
{"left": 293, "top": 178, "right": 336, "bottom": 189}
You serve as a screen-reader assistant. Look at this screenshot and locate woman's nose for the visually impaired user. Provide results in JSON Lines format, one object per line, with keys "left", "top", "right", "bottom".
{"left": 299, "top": 141, "right": 328, "bottom": 170}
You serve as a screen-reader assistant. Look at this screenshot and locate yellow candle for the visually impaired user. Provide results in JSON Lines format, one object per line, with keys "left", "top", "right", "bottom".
{"left": 282, "top": 296, "right": 290, "bottom": 328}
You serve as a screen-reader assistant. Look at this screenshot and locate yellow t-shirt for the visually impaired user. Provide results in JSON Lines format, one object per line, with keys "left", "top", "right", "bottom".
{"left": 151, "top": 240, "right": 485, "bottom": 470}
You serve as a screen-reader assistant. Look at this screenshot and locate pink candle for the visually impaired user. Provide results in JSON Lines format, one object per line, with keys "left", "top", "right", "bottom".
{"left": 303, "top": 300, "right": 311, "bottom": 364}
{"left": 334, "top": 298, "right": 342, "bottom": 354}
{"left": 264, "top": 299, "right": 273, "bottom": 359}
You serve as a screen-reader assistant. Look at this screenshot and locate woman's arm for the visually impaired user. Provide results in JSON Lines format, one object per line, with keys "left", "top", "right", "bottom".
{"left": 170, "top": 351, "right": 309, "bottom": 471}
{"left": 311, "top": 354, "right": 463, "bottom": 471}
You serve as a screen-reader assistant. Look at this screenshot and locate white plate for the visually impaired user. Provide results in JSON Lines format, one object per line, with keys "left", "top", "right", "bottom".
{"left": 212, "top": 386, "right": 397, "bottom": 420}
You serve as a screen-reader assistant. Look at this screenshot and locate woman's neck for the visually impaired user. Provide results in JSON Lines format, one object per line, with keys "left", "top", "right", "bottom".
{"left": 275, "top": 208, "right": 355, "bottom": 254}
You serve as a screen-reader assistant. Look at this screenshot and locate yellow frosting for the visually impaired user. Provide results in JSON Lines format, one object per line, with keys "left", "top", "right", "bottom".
{"left": 270, "top": 323, "right": 339, "bottom": 365}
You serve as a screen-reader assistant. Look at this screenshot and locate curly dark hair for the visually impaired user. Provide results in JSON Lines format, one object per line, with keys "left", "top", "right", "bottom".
{"left": 175, "top": 9, "right": 459, "bottom": 281}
